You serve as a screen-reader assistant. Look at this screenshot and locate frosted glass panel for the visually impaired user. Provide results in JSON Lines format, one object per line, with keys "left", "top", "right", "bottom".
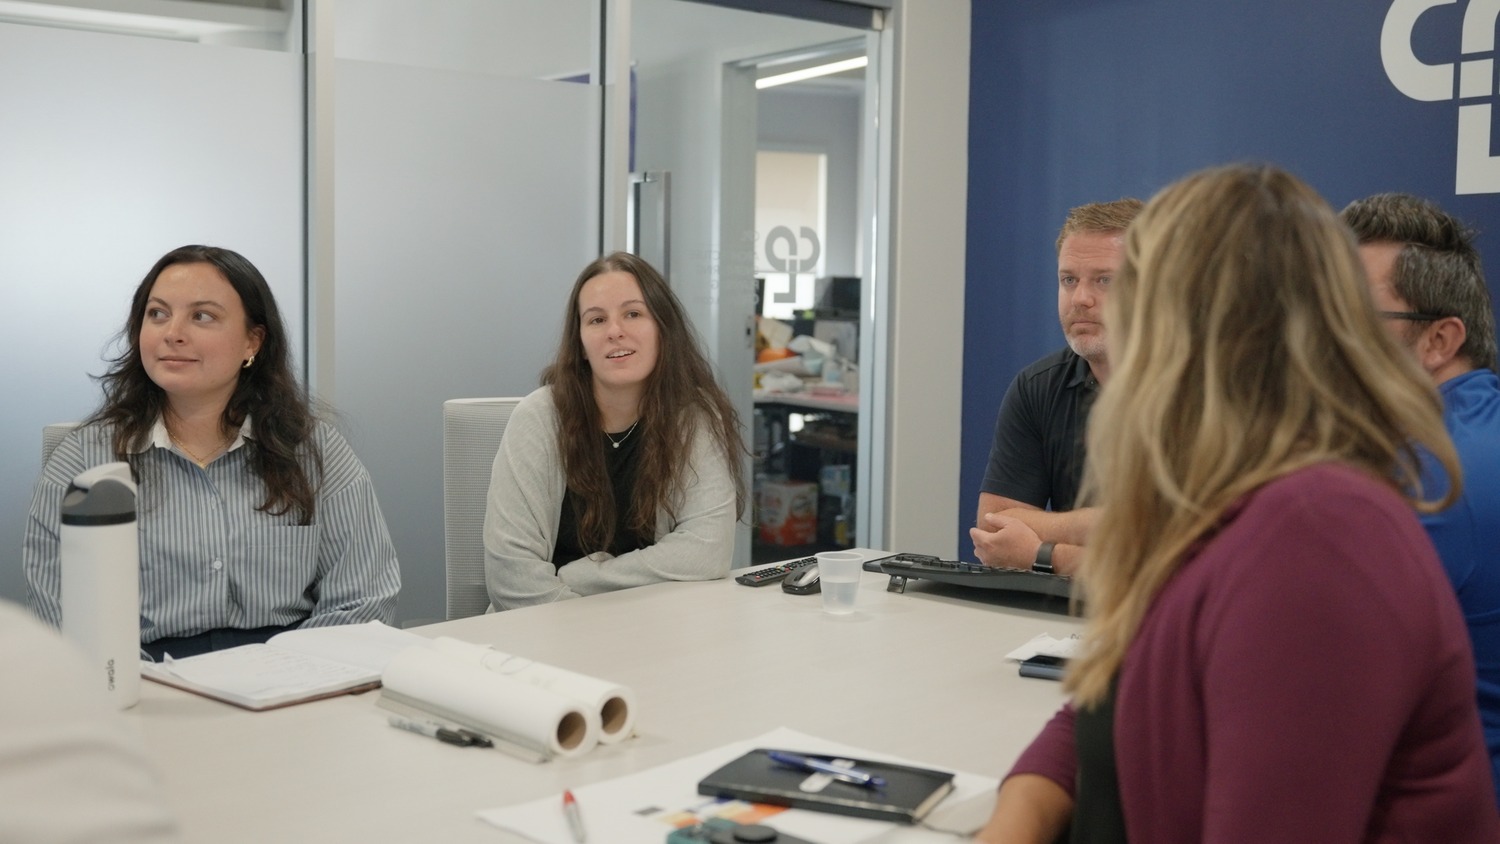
{"left": 333, "top": 58, "right": 599, "bottom": 622}
{"left": 0, "top": 1, "right": 299, "bottom": 52}
{"left": 335, "top": 0, "right": 593, "bottom": 79}
{"left": 0, "top": 23, "right": 303, "bottom": 604}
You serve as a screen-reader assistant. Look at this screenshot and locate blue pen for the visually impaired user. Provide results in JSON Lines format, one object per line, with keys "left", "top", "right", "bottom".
{"left": 768, "top": 750, "right": 887, "bottom": 788}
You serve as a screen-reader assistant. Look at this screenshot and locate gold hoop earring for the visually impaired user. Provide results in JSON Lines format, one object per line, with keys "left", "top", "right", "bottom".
{"left": 242, "top": 354, "right": 255, "bottom": 370}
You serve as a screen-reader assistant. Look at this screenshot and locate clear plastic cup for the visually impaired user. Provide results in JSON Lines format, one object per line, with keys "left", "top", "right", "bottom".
{"left": 816, "top": 550, "right": 864, "bottom": 615}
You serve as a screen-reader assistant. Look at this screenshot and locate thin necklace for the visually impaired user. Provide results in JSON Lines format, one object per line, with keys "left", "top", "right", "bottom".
{"left": 604, "top": 418, "right": 640, "bottom": 450}
{"left": 168, "top": 430, "right": 229, "bottom": 468}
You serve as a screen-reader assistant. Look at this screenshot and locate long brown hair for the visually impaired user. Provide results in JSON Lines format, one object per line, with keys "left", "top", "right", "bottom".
{"left": 1067, "top": 165, "right": 1460, "bottom": 705}
{"left": 89, "top": 245, "right": 322, "bottom": 524}
{"left": 542, "top": 252, "right": 746, "bottom": 552}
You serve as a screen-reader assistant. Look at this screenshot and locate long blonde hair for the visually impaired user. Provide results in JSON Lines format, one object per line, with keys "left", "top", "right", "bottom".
{"left": 1066, "top": 164, "right": 1461, "bottom": 706}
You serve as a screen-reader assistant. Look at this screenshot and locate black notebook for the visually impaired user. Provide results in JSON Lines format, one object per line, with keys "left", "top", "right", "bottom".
{"left": 697, "top": 747, "right": 956, "bottom": 824}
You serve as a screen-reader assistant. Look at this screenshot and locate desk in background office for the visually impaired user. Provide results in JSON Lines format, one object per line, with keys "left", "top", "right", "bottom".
{"left": 125, "top": 551, "right": 1080, "bottom": 842}
{"left": 753, "top": 389, "right": 859, "bottom": 417}
{"left": 753, "top": 389, "right": 859, "bottom": 562}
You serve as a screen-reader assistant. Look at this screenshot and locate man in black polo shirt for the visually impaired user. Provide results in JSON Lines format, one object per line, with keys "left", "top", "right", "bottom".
{"left": 972, "top": 199, "right": 1142, "bottom": 575}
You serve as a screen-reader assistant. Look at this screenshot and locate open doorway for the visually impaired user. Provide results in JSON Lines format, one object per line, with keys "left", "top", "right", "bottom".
{"left": 750, "top": 44, "right": 866, "bottom": 563}
{"left": 629, "top": 0, "right": 881, "bottom": 567}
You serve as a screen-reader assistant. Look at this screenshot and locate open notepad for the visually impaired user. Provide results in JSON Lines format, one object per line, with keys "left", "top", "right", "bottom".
{"left": 140, "top": 621, "right": 427, "bottom": 710}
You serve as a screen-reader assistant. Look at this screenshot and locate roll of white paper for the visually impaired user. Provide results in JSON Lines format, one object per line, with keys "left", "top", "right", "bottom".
{"left": 382, "top": 646, "right": 597, "bottom": 759}
{"left": 431, "top": 637, "right": 637, "bottom": 744}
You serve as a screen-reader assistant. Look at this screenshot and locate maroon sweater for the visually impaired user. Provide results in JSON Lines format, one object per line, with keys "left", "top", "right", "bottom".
{"left": 1011, "top": 464, "right": 1500, "bottom": 842}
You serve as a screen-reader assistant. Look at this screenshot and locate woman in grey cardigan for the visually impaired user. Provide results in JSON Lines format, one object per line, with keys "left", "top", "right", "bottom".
{"left": 484, "top": 252, "right": 746, "bottom": 610}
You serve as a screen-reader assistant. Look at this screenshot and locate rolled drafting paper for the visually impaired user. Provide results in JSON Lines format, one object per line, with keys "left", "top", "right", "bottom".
{"left": 381, "top": 646, "right": 598, "bottom": 759}
{"left": 431, "top": 637, "right": 637, "bottom": 744}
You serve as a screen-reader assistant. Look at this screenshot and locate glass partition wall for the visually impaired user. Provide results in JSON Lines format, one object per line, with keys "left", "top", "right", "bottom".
{"left": 0, "top": 0, "right": 604, "bottom": 621}
{"left": 0, "top": 2, "right": 307, "bottom": 605}
{"left": 324, "top": 0, "right": 605, "bottom": 622}
{"left": 0, "top": 0, "right": 889, "bottom": 622}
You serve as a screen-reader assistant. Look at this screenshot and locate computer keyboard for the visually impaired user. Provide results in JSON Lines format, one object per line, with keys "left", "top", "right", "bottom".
{"left": 866, "top": 552, "right": 1075, "bottom": 600}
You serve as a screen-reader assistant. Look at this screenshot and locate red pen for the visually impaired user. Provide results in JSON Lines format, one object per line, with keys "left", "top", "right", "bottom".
{"left": 562, "top": 790, "right": 587, "bottom": 843}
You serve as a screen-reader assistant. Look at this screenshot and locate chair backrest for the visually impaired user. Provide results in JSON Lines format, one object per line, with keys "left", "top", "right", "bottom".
{"left": 442, "top": 397, "right": 524, "bottom": 620}
{"left": 42, "top": 422, "right": 81, "bottom": 464}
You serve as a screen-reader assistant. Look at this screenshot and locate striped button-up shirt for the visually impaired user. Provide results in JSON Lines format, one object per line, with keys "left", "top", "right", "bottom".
{"left": 24, "top": 418, "right": 400, "bottom": 643}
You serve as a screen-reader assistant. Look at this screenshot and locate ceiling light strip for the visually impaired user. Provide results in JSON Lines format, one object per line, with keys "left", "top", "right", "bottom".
{"left": 756, "top": 56, "right": 868, "bottom": 89}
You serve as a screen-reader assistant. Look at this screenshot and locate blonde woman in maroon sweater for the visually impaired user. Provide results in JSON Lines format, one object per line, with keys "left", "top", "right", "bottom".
{"left": 978, "top": 165, "right": 1499, "bottom": 843}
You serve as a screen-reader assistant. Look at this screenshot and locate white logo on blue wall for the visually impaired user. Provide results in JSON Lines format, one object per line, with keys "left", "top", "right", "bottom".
{"left": 1383, "top": 0, "right": 1500, "bottom": 194}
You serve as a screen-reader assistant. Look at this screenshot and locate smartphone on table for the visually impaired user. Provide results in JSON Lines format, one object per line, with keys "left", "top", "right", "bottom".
{"left": 1018, "top": 654, "right": 1068, "bottom": 681}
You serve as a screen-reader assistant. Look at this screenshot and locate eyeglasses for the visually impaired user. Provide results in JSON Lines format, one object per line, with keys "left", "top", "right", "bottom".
{"left": 1378, "top": 311, "right": 1448, "bottom": 322}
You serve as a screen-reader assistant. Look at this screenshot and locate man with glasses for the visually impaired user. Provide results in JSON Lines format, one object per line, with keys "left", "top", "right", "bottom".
{"left": 1343, "top": 192, "right": 1500, "bottom": 807}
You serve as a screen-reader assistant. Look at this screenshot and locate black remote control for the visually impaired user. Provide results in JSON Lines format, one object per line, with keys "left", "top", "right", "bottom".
{"left": 735, "top": 556, "right": 817, "bottom": 587}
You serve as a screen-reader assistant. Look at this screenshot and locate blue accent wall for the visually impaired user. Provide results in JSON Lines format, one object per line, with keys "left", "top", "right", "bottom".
{"left": 961, "top": 1, "right": 1500, "bottom": 558}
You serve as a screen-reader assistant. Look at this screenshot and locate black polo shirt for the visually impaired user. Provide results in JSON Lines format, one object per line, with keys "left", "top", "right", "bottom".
{"left": 981, "top": 347, "right": 1099, "bottom": 511}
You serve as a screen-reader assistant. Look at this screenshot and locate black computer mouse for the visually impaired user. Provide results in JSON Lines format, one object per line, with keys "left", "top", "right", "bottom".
{"left": 781, "top": 562, "right": 821, "bottom": 594}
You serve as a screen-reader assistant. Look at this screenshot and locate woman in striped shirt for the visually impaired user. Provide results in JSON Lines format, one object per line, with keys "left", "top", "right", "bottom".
{"left": 24, "top": 245, "right": 401, "bottom": 659}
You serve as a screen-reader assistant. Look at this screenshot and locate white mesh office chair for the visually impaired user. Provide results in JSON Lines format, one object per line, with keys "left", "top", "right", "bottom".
{"left": 442, "top": 397, "right": 524, "bottom": 620}
{"left": 42, "top": 422, "right": 80, "bottom": 464}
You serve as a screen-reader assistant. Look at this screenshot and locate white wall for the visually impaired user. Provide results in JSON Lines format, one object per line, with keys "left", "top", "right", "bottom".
{"left": 879, "top": 0, "right": 969, "bottom": 557}
{"left": 0, "top": 22, "right": 304, "bottom": 605}
{"left": 332, "top": 0, "right": 593, "bottom": 77}
{"left": 327, "top": 1, "right": 602, "bottom": 623}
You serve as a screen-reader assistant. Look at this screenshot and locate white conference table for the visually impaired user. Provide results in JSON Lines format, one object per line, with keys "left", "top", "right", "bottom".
{"left": 124, "top": 550, "right": 1082, "bottom": 842}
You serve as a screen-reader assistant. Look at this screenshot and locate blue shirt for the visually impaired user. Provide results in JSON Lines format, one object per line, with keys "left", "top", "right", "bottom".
{"left": 1424, "top": 369, "right": 1500, "bottom": 805}
{"left": 24, "top": 419, "right": 401, "bottom": 643}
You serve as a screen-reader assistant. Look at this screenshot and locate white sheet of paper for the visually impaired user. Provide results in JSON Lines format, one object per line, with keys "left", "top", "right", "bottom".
{"left": 1004, "top": 632, "right": 1081, "bottom": 662}
{"left": 158, "top": 646, "right": 373, "bottom": 702}
{"left": 475, "top": 727, "right": 997, "bottom": 844}
{"left": 267, "top": 620, "right": 429, "bottom": 673}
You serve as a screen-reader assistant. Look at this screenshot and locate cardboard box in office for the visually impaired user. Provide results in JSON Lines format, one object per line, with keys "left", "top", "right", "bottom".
{"left": 758, "top": 480, "right": 818, "bottom": 546}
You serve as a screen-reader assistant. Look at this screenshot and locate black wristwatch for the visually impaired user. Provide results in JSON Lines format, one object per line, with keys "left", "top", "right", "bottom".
{"left": 1032, "top": 541, "right": 1056, "bottom": 575}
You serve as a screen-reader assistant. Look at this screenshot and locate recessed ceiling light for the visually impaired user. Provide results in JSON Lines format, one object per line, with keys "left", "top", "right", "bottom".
{"left": 756, "top": 56, "right": 867, "bottom": 90}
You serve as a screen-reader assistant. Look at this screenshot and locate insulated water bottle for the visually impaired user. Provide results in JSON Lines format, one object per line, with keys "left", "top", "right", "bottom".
{"left": 59, "top": 461, "right": 140, "bottom": 709}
